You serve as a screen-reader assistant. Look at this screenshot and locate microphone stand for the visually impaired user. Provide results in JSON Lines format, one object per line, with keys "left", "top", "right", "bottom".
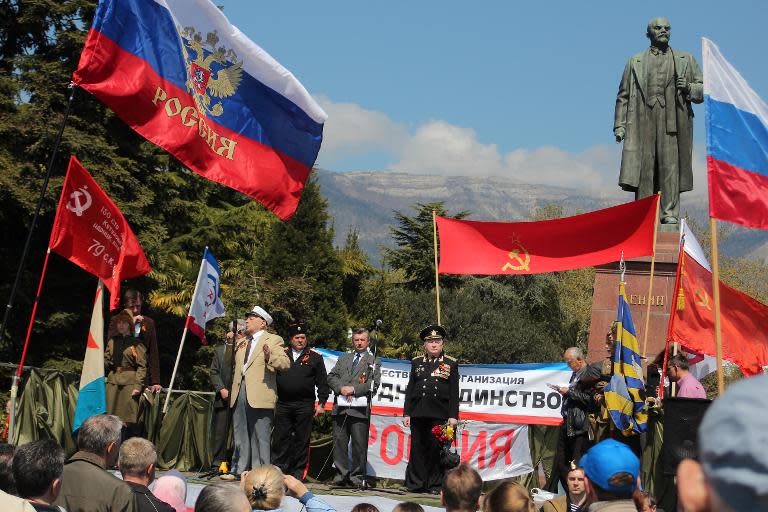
{"left": 359, "top": 320, "right": 381, "bottom": 490}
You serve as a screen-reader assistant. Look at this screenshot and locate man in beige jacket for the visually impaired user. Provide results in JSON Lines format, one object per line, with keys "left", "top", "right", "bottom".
{"left": 228, "top": 306, "right": 290, "bottom": 476}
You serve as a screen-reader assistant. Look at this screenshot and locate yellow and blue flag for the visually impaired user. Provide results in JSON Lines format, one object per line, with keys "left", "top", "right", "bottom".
{"left": 604, "top": 281, "right": 648, "bottom": 435}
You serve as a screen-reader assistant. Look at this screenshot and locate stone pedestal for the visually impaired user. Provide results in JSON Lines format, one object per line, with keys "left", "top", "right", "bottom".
{"left": 586, "top": 231, "right": 680, "bottom": 363}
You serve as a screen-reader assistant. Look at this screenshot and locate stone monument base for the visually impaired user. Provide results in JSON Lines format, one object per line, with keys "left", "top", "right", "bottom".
{"left": 586, "top": 230, "right": 680, "bottom": 363}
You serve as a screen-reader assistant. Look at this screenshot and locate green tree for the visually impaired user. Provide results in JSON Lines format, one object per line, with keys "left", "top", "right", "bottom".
{"left": 261, "top": 173, "right": 347, "bottom": 348}
{"left": 338, "top": 227, "right": 375, "bottom": 318}
{"left": 385, "top": 202, "right": 468, "bottom": 291}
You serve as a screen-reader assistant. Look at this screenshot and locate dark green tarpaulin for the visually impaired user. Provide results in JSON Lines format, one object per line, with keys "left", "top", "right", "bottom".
{"left": 9, "top": 368, "right": 670, "bottom": 493}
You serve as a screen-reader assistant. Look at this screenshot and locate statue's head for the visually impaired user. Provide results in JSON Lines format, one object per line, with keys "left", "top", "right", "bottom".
{"left": 646, "top": 17, "right": 671, "bottom": 47}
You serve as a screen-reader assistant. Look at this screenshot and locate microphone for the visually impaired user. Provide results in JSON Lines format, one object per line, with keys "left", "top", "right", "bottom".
{"left": 376, "top": 319, "right": 382, "bottom": 329}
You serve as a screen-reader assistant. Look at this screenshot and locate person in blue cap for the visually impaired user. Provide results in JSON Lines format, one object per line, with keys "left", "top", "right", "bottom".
{"left": 579, "top": 439, "right": 640, "bottom": 511}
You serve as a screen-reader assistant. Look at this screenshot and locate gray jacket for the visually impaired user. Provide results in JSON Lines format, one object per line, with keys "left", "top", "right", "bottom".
{"left": 327, "top": 351, "right": 381, "bottom": 419}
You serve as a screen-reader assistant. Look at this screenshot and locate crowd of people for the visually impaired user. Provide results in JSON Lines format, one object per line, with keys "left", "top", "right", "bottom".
{"left": 3, "top": 373, "right": 767, "bottom": 511}
{"left": 3, "top": 285, "right": 764, "bottom": 511}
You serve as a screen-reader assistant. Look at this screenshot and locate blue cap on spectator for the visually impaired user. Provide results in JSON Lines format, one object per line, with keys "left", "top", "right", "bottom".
{"left": 580, "top": 439, "right": 639, "bottom": 493}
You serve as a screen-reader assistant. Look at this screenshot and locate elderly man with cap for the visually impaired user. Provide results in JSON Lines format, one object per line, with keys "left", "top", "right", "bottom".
{"left": 226, "top": 306, "right": 290, "bottom": 478}
{"left": 579, "top": 438, "right": 640, "bottom": 511}
{"left": 272, "top": 322, "right": 330, "bottom": 480}
{"left": 676, "top": 374, "right": 768, "bottom": 512}
{"left": 402, "top": 324, "right": 459, "bottom": 494}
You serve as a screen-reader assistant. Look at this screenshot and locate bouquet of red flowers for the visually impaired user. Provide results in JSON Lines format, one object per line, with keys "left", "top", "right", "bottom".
{"left": 431, "top": 422, "right": 456, "bottom": 443}
{"left": 431, "top": 422, "right": 460, "bottom": 468}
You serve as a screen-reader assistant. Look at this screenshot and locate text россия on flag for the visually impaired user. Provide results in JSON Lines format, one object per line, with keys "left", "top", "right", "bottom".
{"left": 73, "top": 0, "right": 327, "bottom": 220}
{"left": 436, "top": 195, "right": 658, "bottom": 275}
{"left": 703, "top": 37, "right": 768, "bottom": 229}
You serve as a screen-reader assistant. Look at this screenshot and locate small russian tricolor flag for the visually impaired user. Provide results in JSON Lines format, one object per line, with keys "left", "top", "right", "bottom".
{"left": 703, "top": 37, "right": 768, "bottom": 229}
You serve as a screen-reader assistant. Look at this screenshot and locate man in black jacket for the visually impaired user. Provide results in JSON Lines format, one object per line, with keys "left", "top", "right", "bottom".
{"left": 209, "top": 319, "right": 242, "bottom": 469}
{"left": 272, "top": 322, "right": 330, "bottom": 480}
{"left": 402, "top": 324, "right": 460, "bottom": 494}
{"left": 118, "top": 437, "right": 174, "bottom": 512}
{"left": 554, "top": 347, "right": 599, "bottom": 489}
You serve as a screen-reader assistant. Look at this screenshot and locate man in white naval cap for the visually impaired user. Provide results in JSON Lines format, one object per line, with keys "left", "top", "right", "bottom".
{"left": 225, "top": 306, "right": 289, "bottom": 478}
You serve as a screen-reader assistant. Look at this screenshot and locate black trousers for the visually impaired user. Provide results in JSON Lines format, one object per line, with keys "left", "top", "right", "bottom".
{"left": 211, "top": 403, "right": 233, "bottom": 466}
{"left": 405, "top": 417, "right": 446, "bottom": 492}
{"left": 271, "top": 401, "right": 315, "bottom": 479}
{"left": 554, "top": 427, "right": 591, "bottom": 489}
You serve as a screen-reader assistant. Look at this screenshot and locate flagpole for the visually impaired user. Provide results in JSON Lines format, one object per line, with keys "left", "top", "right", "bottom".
{"left": 614, "top": 254, "right": 627, "bottom": 376}
{"left": 710, "top": 218, "right": 725, "bottom": 395}
{"left": 671, "top": 342, "right": 679, "bottom": 396}
{"left": 162, "top": 248, "right": 207, "bottom": 414}
{"left": 641, "top": 194, "right": 661, "bottom": 358}
{"left": 432, "top": 210, "right": 441, "bottom": 325}
{"left": 0, "top": 84, "right": 76, "bottom": 357}
{"left": 8, "top": 247, "right": 53, "bottom": 441}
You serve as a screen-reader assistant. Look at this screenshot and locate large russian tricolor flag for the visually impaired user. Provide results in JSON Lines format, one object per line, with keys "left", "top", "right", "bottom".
{"left": 73, "top": 0, "right": 327, "bottom": 220}
{"left": 703, "top": 38, "right": 768, "bottom": 229}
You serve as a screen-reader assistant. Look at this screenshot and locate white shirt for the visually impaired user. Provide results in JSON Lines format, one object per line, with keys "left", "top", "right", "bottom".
{"left": 243, "top": 330, "right": 265, "bottom": 371}
{"left": 292, "top": 349, "right": 303, "bottom": 361}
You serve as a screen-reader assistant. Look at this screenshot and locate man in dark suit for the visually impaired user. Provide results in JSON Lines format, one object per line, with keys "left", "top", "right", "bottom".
{"left": 402, "top": 324, "right": 460, "bottom": 494}
{"left": 209, "top": 319, "right": 243, "bottom": 469}
{"left": 327, "top": 327, "right": 381, "bottom": 488}
{"left": 272, "top": 322, "right": 330, "bottom": 480}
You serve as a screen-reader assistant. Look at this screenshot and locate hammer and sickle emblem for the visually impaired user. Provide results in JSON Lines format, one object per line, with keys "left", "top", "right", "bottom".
{"left": 501, "top": 237, "right": 531, "bottom": 272}
{"left": 694, "top": 289, "right": 712, "bottom": 310}
{"left": 65, "top": 185, "right": 93, "bottom": 217}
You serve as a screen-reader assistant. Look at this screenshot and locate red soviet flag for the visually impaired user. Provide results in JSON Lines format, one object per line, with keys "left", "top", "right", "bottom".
{"left": 668, "top": 249, "right": 768, "bottom": 376}
{"left": 436, "top": 195, "right": 658, "bottom": 275}
{"left": 49, "top": 156, "right": 151, "bottom": 309}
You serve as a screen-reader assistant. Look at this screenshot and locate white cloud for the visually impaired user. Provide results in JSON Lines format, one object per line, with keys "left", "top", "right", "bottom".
{"left": 316, "top": 96, "right": 408, "bottom": 163}
{"left": 315, "top": 97, "right": 631, "bottom": 194}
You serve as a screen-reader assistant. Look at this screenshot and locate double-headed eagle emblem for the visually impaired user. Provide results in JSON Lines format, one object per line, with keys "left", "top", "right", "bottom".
{"left": 178, "top": 27, "right": 243, "bottom": 117}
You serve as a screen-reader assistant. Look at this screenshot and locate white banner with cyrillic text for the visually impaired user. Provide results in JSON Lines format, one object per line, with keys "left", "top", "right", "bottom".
{"left": 364, "top": 416, "right": 532, "bottom": 480}
{"left": 316, "top": 349, "right": 570, "bottom": 425}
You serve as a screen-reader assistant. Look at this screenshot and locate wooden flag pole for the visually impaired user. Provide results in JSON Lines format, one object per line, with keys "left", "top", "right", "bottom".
{"left": 641, "top": 194, "right": 661, "bottom": 358}
{"left": 432, "top": 210, "right": 441, "bottom": 325}
{"left": 710, "top": 218, "right": 725, "bottom": 395}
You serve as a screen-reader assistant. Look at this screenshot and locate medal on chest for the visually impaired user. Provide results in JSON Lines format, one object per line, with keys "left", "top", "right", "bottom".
{"left": 431, "top": 362, "right": 451, "bottom": 379}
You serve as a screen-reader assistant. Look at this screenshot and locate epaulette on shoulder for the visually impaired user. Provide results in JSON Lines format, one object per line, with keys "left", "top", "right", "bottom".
{"left": 310, "top": 348, "right": 322, "bottom": 355}
{"left": 443, "top": 355, "right": 457, "bottom": 363}
{"left": 413, "top": 355, "right": 425, "bottom": 362}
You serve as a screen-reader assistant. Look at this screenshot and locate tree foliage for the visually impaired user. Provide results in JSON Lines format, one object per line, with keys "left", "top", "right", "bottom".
{"left": 0, "top": 1, "right": 347, "bottom": 390}
{"left": 384, "top": 202, "right": 468, "bottom": 291}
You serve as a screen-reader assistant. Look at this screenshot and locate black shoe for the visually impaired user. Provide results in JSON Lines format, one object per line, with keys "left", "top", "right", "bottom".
{"left": 331, "top": 477, "right": 350, "bottom": 488}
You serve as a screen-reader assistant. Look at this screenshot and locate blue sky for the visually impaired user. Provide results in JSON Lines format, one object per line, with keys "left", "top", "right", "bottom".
{"left": 219, "top": 1, "right": 767, "bottom": 195}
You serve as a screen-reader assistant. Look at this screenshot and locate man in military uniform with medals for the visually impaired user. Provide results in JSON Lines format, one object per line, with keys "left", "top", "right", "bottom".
{"left": 402, "top": 324, "right": 460, "bottom": 494}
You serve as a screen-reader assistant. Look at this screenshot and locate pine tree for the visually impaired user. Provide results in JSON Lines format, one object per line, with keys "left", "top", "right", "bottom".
{"left": 385, "top": 202, "right": 468, "bottom": 291}
{"left": 261, "top": 173, "right": 348, "bottom": 348}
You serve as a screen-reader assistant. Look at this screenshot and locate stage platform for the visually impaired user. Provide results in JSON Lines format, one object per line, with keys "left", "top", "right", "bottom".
{"left": 182, "top": 479, "right": 444, "bottom": 511}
